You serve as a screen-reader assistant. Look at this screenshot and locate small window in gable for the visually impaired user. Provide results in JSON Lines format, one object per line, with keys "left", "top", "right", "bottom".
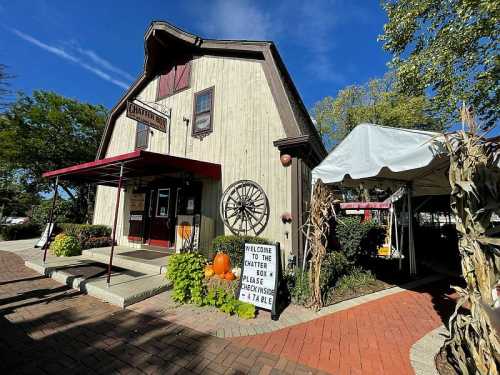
{"left": 192, "top": 86, "right": 214, "bottom": 137}
{"left": 157, "top": 58, "right": 191, "bottom": 100}
{"left": 135, "top": 122, "right": 149, "bottom": 149}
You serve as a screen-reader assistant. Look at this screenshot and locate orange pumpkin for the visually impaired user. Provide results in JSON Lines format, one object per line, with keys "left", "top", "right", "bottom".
{"left": 213, "top": 252, "right": 231, "bottom": 275}
{"left": 224, "top": 272, "right": 236, "bottom": 281}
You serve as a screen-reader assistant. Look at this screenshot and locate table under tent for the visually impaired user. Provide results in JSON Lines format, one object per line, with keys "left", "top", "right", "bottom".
{"left": 311, "top": 123, "right": 459, "bottom": 277}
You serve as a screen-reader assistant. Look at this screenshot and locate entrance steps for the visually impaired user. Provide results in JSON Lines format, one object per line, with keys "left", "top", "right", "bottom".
{"left": 82, "top": 246, "right": 169, "bottom": 275}
{"left": 24, "top": 246, "right": 172, "bottom": 308}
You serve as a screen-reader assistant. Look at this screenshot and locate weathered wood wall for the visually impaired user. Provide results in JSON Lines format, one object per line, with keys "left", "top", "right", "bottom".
{"left": 94, "top": 55, "right": 293, "bottom": 256}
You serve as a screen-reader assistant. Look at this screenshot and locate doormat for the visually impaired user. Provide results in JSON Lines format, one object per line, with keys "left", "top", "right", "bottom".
{"left": 119, "top": 250, "right": 168, "bottom": 260}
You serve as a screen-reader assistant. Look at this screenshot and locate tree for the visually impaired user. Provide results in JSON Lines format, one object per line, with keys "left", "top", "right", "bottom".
{"left": 0, "top": 91, "right": 108, "bottom": 222}
{"left": 0, "top": 64, "right": 12, "bottom": 109}
{"left": 380, "top": 0, "right": 499, "bottom": 129}
{"left": 311, "top": 73, "right": 443, "bottom": 148}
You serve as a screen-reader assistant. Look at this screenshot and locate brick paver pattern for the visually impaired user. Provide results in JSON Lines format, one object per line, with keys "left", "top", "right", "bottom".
{"left": 232, "top": 282, "right": 454, "bottom": 375}
{"left": 0, "top": 251, "right": 322, "bottom": 375}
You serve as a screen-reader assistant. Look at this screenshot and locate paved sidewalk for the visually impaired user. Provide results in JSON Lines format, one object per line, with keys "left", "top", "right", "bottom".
{"left": 0, "top": 250, "right": 320, "bottom": 374}
{"left": 232, "top": 281, "right": 455, "bottom": 375}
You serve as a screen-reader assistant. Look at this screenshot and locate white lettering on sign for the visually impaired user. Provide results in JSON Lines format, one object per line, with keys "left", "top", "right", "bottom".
{"left": 238, "top": 243, "right": 277, "bottom": 310}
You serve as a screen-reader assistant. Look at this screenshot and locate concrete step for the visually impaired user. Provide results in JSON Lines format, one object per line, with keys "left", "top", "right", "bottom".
{"left": 82, "top": 246, "right": 168, "bottom": 275}
{"left": 25, "top": 257, "right": 171, "bottom": 308}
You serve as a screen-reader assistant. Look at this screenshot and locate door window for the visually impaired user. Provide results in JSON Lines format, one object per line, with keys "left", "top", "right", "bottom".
{"left": 156, "top": 189, "right": 170, "bottom": 217}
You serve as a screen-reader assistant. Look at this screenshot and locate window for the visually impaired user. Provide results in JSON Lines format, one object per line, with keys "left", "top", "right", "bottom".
{"left": 135, "top": 122, "right": 149, "bottom": 149}
{"left": 157, "top": 58, "right": 191, "bottom": 100}
{"left": 156, "top": 189, "right": 170, "bottom": 217}
{"left": 192, "top": 87, "right": 214, "bottom": 136}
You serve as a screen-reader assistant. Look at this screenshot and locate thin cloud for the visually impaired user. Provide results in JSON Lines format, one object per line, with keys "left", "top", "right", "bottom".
{"left": 75, "top": 47, "right": 135, "bottom": 81}
{"left": 199, "top": 0, "right": 274, "bottom": 40}
{"left": 9, "top": 28, "right": 130, "bottom": 90}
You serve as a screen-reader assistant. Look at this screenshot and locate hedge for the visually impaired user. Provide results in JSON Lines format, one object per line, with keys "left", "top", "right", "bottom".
{"left": 211, "top": 235, "right": 273, "bottom": 267}
{"left": 56, "top": 223, "right": 112, "bottom": 249}
{"left": 0, "top": 223, "right": 41, "bottom": 240}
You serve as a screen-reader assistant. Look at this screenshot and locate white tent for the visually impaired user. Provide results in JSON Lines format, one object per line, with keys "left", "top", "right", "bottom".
{"left": 311, "top": 123, "right": 453, "bottom": 276}
{"left": 312, "top": 123, "right": 450, "bottom": 196}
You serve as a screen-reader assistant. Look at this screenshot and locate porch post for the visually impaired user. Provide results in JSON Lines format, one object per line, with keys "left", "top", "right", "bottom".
{"left": 107, "top": 163, "right": 124, "bottom": 287}
{"left": 43, "top": 176, "right": 59, "bottom": 263}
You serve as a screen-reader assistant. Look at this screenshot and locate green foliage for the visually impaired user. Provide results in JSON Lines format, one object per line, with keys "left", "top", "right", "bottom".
{"left": 50, "top": 233, "right": 81, "bottom": 257}
{"left": 203, "top": 281, "right": 255, "bottom": 318}
{"left": 166, "top": 252, "right": 206, "bottom": 304}
{"left": 320, "top": 251, "right": 350, "bottom": 294}
{"left": 55, "top": 223, "right": 112, "bottom": 249}
{"left": 334, "top": 268, "right": 376, "bottom": 295}
{"left": 286, "top": 268, "right": 311, "bottom": 306}
{"left": 312, "top": 72, "right": 443, "bottom": 148}
{"left": 335, "top": 216, "right": 385, "bottom": 263}
{"left": 236, "top": 301, "right": 256, "bottom": 319}
{"left": 0, "top": 91, "right": 107, "bottom": 222}
{"left": 31, "top": 200, "right": 78, "bottom": 228}
{"left": 0, "top": 223, "right": 40, "bottom": 240}
{"left": 380, "top": 0, "right": 499, "bottom": 128}
{"left": 212, "top": 235, "right": 272, "bottom": 267}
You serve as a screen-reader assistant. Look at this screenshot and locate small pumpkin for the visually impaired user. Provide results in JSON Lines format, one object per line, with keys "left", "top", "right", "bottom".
{"left": 224, "top": 272, "right": 236, "bottom": 281}
{"left": 213, "top": 252, "right": 231, "bottom": 275}
{"left": 204, "top": 265, "right": 215, "bottom": 278}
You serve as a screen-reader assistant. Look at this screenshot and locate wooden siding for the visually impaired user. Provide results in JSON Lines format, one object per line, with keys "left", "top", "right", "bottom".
{"left": 94, "top": 55, "right": 293, "bottom": 256}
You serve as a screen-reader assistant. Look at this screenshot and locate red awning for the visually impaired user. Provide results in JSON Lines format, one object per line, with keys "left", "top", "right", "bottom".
{"left": 42, "top": 150, "right": 221, "bottom": 186}
{"left": 340, "top": 202, "right": 391, "bottom": 209}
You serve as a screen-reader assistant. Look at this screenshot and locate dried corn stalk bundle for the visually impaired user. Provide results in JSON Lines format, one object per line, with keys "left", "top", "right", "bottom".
{"left": 441, "top": 105, "right": 500, "bottom": 374}
{"left": 305, "top": 180, "right": 336, "bottom": 309}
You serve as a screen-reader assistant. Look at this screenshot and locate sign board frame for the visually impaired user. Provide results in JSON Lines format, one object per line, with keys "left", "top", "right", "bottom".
{"left": 35, "top": 223, "right": 55, "bottom": 248}
{"left": 126, "top": 100, "right": 168, "bottom": 133}
{"left": 237, "top": 242, "right": 282, "bottom": 320}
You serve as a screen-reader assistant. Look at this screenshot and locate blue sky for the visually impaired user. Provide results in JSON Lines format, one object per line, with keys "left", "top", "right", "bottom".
{"left": 0, "top": 0, "right": 390, "bottom": 112}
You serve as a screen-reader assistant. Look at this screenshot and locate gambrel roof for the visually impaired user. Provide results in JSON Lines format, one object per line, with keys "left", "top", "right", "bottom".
{"left": 97, "top": 21, "right": 326, "bottom": 164}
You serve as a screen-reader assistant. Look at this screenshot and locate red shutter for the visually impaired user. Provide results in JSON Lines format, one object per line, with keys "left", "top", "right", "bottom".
{"left": 174, "top": 61, "right": 191, "bottom": 92}
{"left": 157, "top": 66, "right": 175, "bottom": 99}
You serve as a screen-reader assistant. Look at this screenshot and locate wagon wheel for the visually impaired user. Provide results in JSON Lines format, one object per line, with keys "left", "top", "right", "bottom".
{"left": 219, "top": 180, "right": 270, "bottom": 236}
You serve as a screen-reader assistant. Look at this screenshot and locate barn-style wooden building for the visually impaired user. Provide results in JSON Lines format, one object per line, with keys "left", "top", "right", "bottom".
{"left": 44, "top": 21, "right": 326, "bottom": 265}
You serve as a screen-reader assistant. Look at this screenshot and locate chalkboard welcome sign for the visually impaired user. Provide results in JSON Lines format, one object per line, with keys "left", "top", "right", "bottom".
{"left": 238, "top": 242, "right": 281, "bottom": 319}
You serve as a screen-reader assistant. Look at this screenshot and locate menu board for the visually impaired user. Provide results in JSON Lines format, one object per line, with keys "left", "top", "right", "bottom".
{"left": 238, "top": 243, "right": 278, "bottom": 311}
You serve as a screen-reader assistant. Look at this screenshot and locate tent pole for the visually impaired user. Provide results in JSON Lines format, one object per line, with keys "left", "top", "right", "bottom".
{"left": 107, "top": 163, "right": 124, "bottom": 287}
{"left": 43, "top": 176, "right": 59, "bottom": 263}
{"left": 407, "top": 183, "right": 416, "bottom": 276}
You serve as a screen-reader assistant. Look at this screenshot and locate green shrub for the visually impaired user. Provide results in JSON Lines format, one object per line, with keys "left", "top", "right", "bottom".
{"left": 211, "top": 235, "right": 272, "bottom": 267}
{"left": 335, "top": 216, "right": 385, "bottom": 262}
{"left": 236, "top": 301, "right": 256, "bottom": 319}
{"left": 166, "top": 252, "right": 206, "bottom": 304}
{"left": 334, "top": 267, "right": 376, "bottom": 294}
{"left": 320, "top": 251, "right": 350, "bottom": 295}
{"left": 50, "top": 234, "right": 81, "bottom": 257}
{"left": 286, "top": 267, "right": 311, "bottom": 306}
{"left": 0, "top": 223, "right": 41, "bottom": 240}
{"left": 57, "top": 223, "right": 112, "bottom": 249}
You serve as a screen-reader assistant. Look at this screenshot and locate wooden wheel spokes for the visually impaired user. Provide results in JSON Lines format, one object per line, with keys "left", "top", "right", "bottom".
{"left": 219, "top": 180, "right": 270, "bottom": 236}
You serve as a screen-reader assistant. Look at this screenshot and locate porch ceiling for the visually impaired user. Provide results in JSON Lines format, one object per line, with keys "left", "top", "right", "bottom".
{"left": 42, "top": 149, "right": 221, "bottom": 186}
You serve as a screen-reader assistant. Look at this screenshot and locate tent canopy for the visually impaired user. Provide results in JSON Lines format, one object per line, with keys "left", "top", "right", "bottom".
{"left": 312, "top": 123, "right": 450, "bottom": 196}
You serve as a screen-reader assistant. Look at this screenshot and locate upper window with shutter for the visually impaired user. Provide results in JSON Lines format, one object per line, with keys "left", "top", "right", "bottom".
{"left": 156, "top": 57, "right": 191, "bottom": 100}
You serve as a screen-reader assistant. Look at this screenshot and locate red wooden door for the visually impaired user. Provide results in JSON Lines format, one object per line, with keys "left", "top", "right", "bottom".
{"left": 146, "top": 188, "right": 175, "bottom": 248}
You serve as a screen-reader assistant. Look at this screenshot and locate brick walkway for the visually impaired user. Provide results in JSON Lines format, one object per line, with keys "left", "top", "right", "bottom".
{"left": 232, "top": 282, "right": 455, "bottom": 375}
{"left": 0, "top": 250, "right": 321, "bottom": 375}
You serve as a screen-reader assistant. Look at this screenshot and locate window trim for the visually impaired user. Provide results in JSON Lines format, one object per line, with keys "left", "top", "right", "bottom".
{"left": 192, "top": 86, "right": 215, "bottom": 137}
{"left": 155, "top": 188, "right": 171, "bottom": 218}
{"left": 156, "top": 60, "right": 192, "bottom": 101}
{"left": 134, "top": 122, "right": 149, "bottom": 150}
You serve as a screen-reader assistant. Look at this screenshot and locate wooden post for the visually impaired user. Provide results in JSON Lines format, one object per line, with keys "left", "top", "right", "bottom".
{"left": 43, "top": 176, "right": 59, "bottom": 263}
{"left": 107, "top": 164, "right": 124, "bottom": 287}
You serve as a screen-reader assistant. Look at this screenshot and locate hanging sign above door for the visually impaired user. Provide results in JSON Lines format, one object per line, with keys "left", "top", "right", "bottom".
{"left": 126, "top": 100, "right": 168, "bottom": 133}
